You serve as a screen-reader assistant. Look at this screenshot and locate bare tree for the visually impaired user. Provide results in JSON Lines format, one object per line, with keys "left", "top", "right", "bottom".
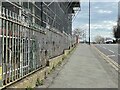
{"left": 94, "top": 35, "right": 105, "bottom": 44}
{"left": 73, "top": 28, "right": 86, "bottom": 40}
{"left": 73, "top": 28, "right": 82, "bottom": 36}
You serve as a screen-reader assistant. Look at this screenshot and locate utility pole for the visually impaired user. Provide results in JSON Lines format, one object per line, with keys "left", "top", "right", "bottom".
{"left": 89, "top": 0, "right": 91, "bottom": 45}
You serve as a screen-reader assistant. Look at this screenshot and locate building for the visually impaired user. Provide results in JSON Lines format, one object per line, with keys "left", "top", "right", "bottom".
{"left": 0, "top": 1, "right": 80, "bottom": 87}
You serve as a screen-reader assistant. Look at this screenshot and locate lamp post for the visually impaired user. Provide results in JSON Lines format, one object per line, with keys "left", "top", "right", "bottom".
{"left": 89, "top": 0, "right": 91, "bottom": 45}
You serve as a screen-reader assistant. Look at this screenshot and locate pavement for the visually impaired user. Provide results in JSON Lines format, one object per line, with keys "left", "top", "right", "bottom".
{"left": 47, "top": 44, "right": 118, "bottom": 88}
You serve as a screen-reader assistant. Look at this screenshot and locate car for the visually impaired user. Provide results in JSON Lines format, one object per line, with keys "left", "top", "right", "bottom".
{"left": 104, "top": 39, "right": 113, "bottom": 44}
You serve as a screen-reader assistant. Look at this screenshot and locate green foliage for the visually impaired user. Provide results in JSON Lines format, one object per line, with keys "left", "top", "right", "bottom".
{"left": 58, "top": 61, "right": 62, "bottom": 66}
{"left": 26, "top": 86, "right": 33, "bottom": 90}
{"left": 36, "top": 78, "right": 44, "bottom": 86}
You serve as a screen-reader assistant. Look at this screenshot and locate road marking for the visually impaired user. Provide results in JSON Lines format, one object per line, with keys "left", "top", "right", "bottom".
{"left": 107, "top": 55, "right": 115, "bottom": 57}
{"left": 108, "top": 50, "right": 115, "bottom": 53}
{"left": 103, "top": 47, "right": 106, "bottom": 49}
{"left": 101, "top": 46, "right": 115, "bottom": 53}
{"left": 92, "top": 44, "right": 119, "bottom": 72}
{"left": 99, "top": 45, "right": 101, "bottom": 47}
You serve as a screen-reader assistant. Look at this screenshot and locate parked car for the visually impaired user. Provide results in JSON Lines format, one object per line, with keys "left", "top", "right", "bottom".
{"left": 104, "top": 38, "right": 113, "bottom": 44}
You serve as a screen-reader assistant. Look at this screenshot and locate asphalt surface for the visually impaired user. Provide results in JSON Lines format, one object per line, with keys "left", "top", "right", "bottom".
{"left": 94, "top": 44, "right": 119, "bottom": 64}
{"left": 47, "top": 44, "right": 118, "bottom": 88}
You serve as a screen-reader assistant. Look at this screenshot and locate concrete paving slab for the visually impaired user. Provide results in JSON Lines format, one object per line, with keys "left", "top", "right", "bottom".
{"left": 48, "top": 44, "right": 118, "bottom": 88}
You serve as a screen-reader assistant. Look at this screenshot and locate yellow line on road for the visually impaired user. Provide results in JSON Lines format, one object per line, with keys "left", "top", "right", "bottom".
{"left": 92, "top": 44, "right": 119, "bottom": 72}
{"left": 0, "top": 67, "right": 2, "bottom": 80}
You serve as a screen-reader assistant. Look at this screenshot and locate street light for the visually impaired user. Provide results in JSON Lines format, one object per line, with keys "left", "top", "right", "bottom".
{"left": 88, "top": 0, "right": 91, "bottom": 45}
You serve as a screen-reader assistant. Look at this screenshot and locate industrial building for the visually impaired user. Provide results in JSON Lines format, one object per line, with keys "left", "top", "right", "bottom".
{"left": 0, "top": 1, "right": 80, "bottom": 87}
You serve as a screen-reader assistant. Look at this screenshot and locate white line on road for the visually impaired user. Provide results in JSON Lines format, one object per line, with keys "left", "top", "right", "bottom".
{"left": 108, "top": 50, "right": 115, "bottom": 53}
{"left": 103, "top": 47, "right": 106, "bottom": 49}
{"left": 107, "top": 55, "right": 115, "bottom": 57}
{"left": 97, "top": 45, "right": 115, "bottom": 54}
{"left": 99, "top": 45, "right": 101, "bottom": 47}
{"left": 101, "top": 46, "right": 115, "bottom": 53}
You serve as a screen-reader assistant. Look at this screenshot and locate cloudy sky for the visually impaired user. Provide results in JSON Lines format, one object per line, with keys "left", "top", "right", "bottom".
{"left": 72, "top": 1, "right": 118, "bottom": 42}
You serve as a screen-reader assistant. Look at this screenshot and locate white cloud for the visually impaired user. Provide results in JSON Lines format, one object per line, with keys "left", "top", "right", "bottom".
{"left": 94, "top": 6, "right": 99, "bottom": 9}
{"left": 81, "top": 0, "right": 119, "bottom": 2}
{"left": 97, "top": 10, "right": 112, "bottom": 14}
{"left": 90, "top": 21, "right": 117, "bottom": 30}
{"left": 79, "top": 21, "right": 117, "bottom": 31}
{"left": 76, "top": 21, "right": 116, "bottom": 41}
{"left": 103, "top": 21, "right": 117, "bottom": 25}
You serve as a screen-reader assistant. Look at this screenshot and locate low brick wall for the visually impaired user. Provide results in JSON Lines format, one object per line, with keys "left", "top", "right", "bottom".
{"left": 4, "top": 45, "right": 76, "bottom": 89}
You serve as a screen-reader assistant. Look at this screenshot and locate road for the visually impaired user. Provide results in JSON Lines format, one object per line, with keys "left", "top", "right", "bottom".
{"left": 94, "top": 44, "right": 119, "bottom": 64}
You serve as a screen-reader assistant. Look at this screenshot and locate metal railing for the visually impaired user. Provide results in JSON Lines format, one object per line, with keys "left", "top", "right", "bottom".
{"left": 0, "top": 1, "right": 79, "bottom": 87}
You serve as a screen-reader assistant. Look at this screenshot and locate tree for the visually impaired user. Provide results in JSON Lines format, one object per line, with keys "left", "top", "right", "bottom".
{"left": 113, "top": 25, "right": 120, "bottom": 42}
{"left": 113, "top": 26, "right": 118, "bottom": 39}
{"left": 94, "top": 35, "right": 105, "bottom": 44}
{"left": 73, "top": 28, "right": 82, "bottom": 36}
{"left": 73, "top": 28, "right": 86, "bottom": 39}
